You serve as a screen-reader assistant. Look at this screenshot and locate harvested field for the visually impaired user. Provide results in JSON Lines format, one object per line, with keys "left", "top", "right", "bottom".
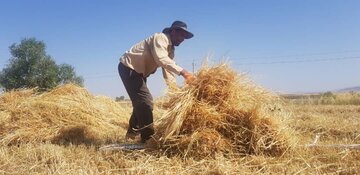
{"left": 0, "top": 64, "right": 359, "bottom": 174}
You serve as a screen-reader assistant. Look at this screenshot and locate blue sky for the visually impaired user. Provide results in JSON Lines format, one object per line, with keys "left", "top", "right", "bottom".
{"left": 1, "top": 0, "right": 359, "bottom": 98}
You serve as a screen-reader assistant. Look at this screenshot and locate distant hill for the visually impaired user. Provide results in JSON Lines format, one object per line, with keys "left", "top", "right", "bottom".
{"left": 335, "top": 86, "right": 360, "bottom": 93}
{"left": 281, "top": 86, "right": 360, "bottom": 99}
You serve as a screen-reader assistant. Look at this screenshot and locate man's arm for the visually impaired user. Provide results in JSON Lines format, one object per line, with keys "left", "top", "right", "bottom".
{"left": 180, "top": 69, "right": 195, "bottom": 84}
{"left": 162, "top": 67, "right": 177, "bottom": 87}
{"left": 151, "top": 34, "right": 195, "bottom": 84}
{"left": 151, "top": 34, "right": 183, "bottom": 75}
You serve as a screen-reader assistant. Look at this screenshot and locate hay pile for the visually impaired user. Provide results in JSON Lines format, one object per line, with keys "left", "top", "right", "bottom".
{"left": 0, "top": 84, "right": 130, "bottom": 146}
{"left": 151, "top": 63, "right": 293, "bottom": 158}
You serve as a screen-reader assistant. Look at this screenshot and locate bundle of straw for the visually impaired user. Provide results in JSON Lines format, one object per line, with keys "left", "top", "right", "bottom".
{"left": 0, "top": 84, "right": 130, "bottom": 146}
{"left": 150, "top": 63, "right": 292, "bottom": 158}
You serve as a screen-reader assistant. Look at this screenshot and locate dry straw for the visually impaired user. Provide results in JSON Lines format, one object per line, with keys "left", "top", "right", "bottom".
{"left": 0, "top": 84, "right": 130, "bottom": 146}
{"left": 0, "top": 63, "right": 294, "bottom": 159}
{"left": 150, "top": 63, "right": 294, "bottom": 158}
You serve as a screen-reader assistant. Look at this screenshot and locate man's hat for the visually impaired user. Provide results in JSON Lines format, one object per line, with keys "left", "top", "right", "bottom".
{"left": 162, "top": 21, "right": 194, "bottom": 39}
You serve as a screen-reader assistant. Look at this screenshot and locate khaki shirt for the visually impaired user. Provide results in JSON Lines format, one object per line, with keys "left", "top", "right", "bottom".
{"left": 120, "top": 32, "right": 183, "bottom": 85}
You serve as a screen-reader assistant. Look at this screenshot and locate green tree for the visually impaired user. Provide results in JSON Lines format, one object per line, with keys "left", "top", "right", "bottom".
{"left": 58, "top": 63, "right": 84, "bottom": 85}
{"left": 0, "top": 38, "right": 83, "bottom": 91}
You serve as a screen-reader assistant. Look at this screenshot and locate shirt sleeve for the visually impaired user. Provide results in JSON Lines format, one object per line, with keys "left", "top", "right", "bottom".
{"left": 162, "top": 67, "right": 177, "bottom": 87}
{"left": 151, "top": 34, "right": 183, "bottom": 75}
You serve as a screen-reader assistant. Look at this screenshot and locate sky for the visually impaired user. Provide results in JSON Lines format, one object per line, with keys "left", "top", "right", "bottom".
{"left": 1, "top": 0, "right": 359, "bottom": 98}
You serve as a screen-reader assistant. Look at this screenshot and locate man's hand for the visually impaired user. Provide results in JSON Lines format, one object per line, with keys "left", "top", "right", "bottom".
{"left": 180, "top": 69, "right": 196, "bottom": 84}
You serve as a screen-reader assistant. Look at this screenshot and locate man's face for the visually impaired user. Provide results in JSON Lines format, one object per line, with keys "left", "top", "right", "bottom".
{"left": 170, "top": 29, "right": 187, "bottom": 46}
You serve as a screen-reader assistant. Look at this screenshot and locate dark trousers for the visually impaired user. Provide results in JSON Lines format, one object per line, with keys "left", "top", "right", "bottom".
{"left": 118, "top": 62, "right": 154, "bottom": 142}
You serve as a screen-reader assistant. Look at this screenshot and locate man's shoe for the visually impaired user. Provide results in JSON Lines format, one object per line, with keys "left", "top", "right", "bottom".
{"left": 125, "top": 127, "right": 140, "bottom": 141}
{"left": 125, "top": 132, "right": 138, "bottom": 140}
{"left": 140, "top": 126, "right": 155, "bottom": 143}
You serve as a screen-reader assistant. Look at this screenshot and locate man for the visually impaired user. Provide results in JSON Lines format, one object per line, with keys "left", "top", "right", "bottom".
{"left": 118, "top": 21, "right": 195, "bottom": 143}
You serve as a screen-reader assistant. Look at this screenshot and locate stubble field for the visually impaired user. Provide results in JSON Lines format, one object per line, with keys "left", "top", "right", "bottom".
{"left": 1, "top": 63, "right": 359, "bottom": 175}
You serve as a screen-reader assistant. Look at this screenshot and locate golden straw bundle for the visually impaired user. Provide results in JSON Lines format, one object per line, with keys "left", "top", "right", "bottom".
{"left": 150, "top": 63, "right": 293, "bottom": 158}
{"left": 0, "top": 84, "right": 130, "bottom": 146}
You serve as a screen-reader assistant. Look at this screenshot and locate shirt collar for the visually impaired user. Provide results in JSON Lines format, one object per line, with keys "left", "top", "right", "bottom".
{"left": 164, "top": 33, "right": 173, "bottom": 47}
